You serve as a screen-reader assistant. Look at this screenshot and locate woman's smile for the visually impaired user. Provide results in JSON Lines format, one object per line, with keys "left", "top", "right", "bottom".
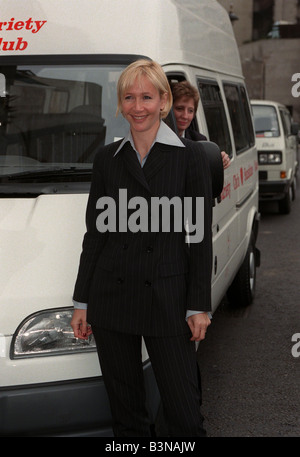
{"left": 121, "top": 75, "right": 166, "bottom": 137}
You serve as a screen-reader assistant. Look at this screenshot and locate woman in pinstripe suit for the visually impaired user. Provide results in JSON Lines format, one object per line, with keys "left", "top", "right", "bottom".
{"left": 71, "top": 60, "right": 213, "bottom": 437}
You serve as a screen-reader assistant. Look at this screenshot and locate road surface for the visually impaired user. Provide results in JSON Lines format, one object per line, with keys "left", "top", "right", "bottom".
{"left": 198, "top": 186, "right": 300, "bottom": 437}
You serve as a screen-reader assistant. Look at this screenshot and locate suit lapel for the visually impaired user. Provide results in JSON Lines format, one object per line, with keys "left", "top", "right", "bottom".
{"left": 142, "top": 143, "right": 168, "bottom": 183}
{"left": 120, "top": 142, "right": 174, "bottom": 194}
{"left": 121, "top": 142, "right": 151, "bottom": 193}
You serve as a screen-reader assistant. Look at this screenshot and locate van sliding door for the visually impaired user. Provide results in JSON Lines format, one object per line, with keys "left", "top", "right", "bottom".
{"left": 223, "top": 82, "right": 257, "bottom": 245}
{"left": 196, "top": 77, "right": 237, "bottom": 305}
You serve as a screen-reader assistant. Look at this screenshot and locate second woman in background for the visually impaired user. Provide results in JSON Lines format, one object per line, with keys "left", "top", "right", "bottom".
{"left": 171, "top": 80, "right": 231, "bottom": 169}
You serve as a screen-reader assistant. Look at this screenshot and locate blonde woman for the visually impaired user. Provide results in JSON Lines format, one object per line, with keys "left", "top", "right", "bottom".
{"left": 71, "top": 60, "right": 212, "bottom": 437}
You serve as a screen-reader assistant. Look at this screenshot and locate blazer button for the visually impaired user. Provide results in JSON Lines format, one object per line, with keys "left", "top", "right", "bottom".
{"left": 146, "top": 246, "right": 153, "bottom": 253}
{"left": 117, "top": 278, "right": 124, "bottom": 285}
{"left": 144, "top": 280, "right": 152, "bottom": 287}
{"left": 122, "top": 244, "right": 129, "bottom": 250}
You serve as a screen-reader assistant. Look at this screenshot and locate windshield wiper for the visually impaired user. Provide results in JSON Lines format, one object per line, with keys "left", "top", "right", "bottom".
{"left": 0, "top": 166, "right": 93, "bottom": 182}
{"left": 255, "top": 130, "right": 272, "bottom": 133}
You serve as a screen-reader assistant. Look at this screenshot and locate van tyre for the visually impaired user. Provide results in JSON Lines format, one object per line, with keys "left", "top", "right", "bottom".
{"left": 278, "top": 185, "right": 292, "bottom": 214}
{"left": 227, "top": 234, "right": 257, "bottom": 308}
{"left": 291, "top": 176, "right": 296, "bottom": 201}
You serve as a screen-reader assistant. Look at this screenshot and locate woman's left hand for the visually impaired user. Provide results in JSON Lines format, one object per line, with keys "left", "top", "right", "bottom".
{"left": 70, "top": 309, "right": 93, "bottom": 340}
{"left": 221, "top": 151, "right": 231, "bottom": 169}
{"left": 187, "top": 312, "right": 211, "bottom": 342}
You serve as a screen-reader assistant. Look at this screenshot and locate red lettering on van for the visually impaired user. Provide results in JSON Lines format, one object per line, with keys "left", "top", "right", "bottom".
{"left": 0, "top": 17, "right": 46, "bottom": 52}
{"left": 221, "top": 182, "right": 231, "bottom": 201}
{"left": 244, "top": 165, "right": 253, "bottom": 181}
{"left": 233, "top": 173, "right": 240, "bottom": 190}
{"left": 0, "top": 37, "right": 27, "bottom": 51}
{"left": 240, "top": 167, "right": 244, "bottom": 185}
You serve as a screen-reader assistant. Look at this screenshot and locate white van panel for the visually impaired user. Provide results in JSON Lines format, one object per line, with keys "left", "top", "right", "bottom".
{"left": 0, "top": 337, "right": 100, "bottom": 386}
{"left": 0, "top": 194, "right": 87, "bottom": 334}
{"left": 0, "top": 0, "right": 242, "bottom": 76}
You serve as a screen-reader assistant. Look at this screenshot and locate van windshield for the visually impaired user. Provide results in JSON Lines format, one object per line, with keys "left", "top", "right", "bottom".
{"left": 0, "top": 62, "right": 129, "bottom": 179}
{"left": 252, "top": 105, "right": 280, "bottom": 138}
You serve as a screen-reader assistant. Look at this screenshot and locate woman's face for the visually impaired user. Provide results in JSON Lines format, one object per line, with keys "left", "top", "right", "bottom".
{"left": 121, "top": 75, "right": 167, "bottom": 137}
{"left": 173, "top": 96, "right": 196, "bottom": 136}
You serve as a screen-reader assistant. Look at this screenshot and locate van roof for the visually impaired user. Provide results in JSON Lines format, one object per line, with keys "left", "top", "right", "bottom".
{"left": 251, "top": 100, "right": 287, "bottom": 109}
{"left": 1, "top": 0, "right": 242, "bottom": 77}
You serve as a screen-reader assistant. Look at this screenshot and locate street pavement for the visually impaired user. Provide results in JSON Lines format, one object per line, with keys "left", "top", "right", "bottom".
{"left": 198, "top": 184, "right": 300, "bottom": 437}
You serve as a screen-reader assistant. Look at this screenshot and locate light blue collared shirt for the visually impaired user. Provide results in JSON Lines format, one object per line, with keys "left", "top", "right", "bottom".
{"left": 74, "top": 122, "right": 211, "bottom": 320}
{"left": 114, "top": 119, "right": 185, "bottom": 165}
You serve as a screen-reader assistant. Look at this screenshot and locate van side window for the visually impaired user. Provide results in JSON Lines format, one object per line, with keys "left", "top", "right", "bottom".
{"left": 279, "top": 109, "right": 291, "bottom": 136}
{"left": 167, "top": 73, "right": 201, "bottom": 134}
{"left": 240, "top": 86, "right": 255, "bottom": 147}
{"left": 223, "top": 83, "right": 255, "bottom": 154}
{"left": 197, "top": 79, "right": 232, "bottom": 157}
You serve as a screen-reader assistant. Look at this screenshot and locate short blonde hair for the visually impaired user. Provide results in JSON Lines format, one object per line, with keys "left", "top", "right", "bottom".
{"left": 116, "top": 59, "right": 173, "bottom": 119}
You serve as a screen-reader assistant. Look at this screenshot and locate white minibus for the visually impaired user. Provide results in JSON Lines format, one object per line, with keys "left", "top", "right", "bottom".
{"left": 0, "top": 0, "right": 260, "bottom": 436}
{"left": 251, "top": 99, "right": 299, "bottom": 214}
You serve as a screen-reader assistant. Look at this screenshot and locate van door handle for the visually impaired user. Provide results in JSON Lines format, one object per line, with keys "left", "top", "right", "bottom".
{"left": 236, "top": 189, "right": 254, "bottom": 209}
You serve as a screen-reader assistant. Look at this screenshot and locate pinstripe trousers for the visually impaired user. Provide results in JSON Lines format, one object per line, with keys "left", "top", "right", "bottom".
{"left": 92, "top": 326, "right": 206, "bottom": 437}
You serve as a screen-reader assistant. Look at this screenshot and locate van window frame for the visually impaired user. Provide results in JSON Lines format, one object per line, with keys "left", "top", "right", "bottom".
{"left": 166, "top": 72, "right": 201, "bottom": 135}
{"left": 252, "top": 103, "right": 281, "bottom": 138}
{"left": 196, "top": 77, "right": 233, "bottom": 158}
{"left": 0, "top": 54, "right": 147, "bottom": 66}
{"left": 240, "top": 85, "right": 255, "bottom": 147}
{"left": 279, "top": 108, "right": 292, "bottom": 137}
{"left": 223, "top": 82, "right": 255, "bottom": 155}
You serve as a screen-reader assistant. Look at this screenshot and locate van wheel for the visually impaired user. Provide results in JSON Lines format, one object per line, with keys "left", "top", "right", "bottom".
{"left": 227, "top": 234, "right": 257, "bottom": 307}
{"left": 278, "top": 186, "right": 292, "bottom": 214}
{"left": 291, "top": 176, "right": 296, "bottom": 201}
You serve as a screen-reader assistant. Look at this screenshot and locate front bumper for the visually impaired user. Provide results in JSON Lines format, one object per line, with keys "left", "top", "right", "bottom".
{"left": 0, "top": 360, "right": 159, "bottom": 437}
{"left": 259, "top": 179, "right": 289, "bottom": 201}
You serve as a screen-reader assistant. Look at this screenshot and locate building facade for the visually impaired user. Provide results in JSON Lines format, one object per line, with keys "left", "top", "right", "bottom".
{"left": 217, "top": 0, "right": 300, "bottom": 122}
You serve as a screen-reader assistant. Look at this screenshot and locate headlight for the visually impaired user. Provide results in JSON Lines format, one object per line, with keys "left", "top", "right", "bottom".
{"left": 258, "top": 151, "right": 282, "bottom": 164}
{"left": 11, "top": 308, "right": 96, "bottom": 359}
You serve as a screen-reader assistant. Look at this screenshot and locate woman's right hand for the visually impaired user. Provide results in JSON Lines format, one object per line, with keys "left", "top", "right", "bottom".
{"left": 70, "top": 309, "right": 93, "bottom": 340}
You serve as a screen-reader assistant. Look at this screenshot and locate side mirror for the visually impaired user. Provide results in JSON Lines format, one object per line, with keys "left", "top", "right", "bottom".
{"left": 291, "top": 122, "right": 300, "bottom": 136}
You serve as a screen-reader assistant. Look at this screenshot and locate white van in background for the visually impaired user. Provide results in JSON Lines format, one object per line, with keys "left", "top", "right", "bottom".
{"left": 0, "top": 0, "right": 260, "bottom": 436}
{"left": 251, "top": 100, "right": 299, "bottom": 214}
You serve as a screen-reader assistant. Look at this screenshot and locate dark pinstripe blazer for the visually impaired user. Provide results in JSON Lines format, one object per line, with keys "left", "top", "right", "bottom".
{"left": 73, "top": 137, "right": 212, "bottom": 336}
{"left": 185, "top": 128, "right": 207, "bottom": 142}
